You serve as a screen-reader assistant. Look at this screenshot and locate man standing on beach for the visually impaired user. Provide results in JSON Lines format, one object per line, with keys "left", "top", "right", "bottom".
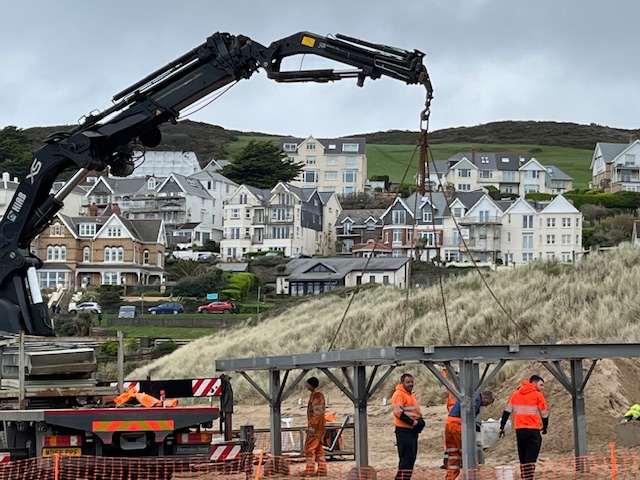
{"left": 392, "top": 373, "right": 425, "bottom": 480}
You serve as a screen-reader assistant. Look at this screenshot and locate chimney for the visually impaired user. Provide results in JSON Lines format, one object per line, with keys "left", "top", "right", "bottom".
{"left": 471, "top": 146, "right": 476, "bottom": 164}
{"left": 113, "top": 203, "right": 121, "bottom": 216}
{"left": 89, "top": 203, "right": 99, "bottom": 217}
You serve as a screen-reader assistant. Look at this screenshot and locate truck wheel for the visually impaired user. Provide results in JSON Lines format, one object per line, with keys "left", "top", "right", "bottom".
{"left": 69, "top": 310, "right": 77, "bottom": 314}
{"left": 172, "top": 310, "right": 179, "bottom": 314}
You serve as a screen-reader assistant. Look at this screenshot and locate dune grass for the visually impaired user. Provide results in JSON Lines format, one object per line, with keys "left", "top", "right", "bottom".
{"left": 131, "top": 245, "right": 640, "bottom": 400}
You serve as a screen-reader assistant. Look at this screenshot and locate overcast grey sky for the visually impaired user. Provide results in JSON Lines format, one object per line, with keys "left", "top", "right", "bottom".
{"left": 1, "top": 1, "right": 638, "bottom": 138}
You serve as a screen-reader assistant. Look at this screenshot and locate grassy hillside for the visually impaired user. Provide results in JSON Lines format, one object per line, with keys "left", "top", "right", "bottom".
{"left": 25, "top": 120, "right": 640, "bottom": 187}
{"left": 131, "top": 245, "right": 640, "bottom": 400}
{"left": 360, "top": 120, "right": 640, "bottom": 150}
{"left": 21, "top": 120, "right": 631, "bottom": 188}
{"left": 366, "top": 142, "right": 593, "bottom": 187}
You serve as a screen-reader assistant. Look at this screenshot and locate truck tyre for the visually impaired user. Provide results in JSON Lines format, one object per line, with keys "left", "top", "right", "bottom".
{"left": 172, "top": 310, "right": 179, "bottom": 314}
{"left": 69, "top": 309, "right": 77, "bottom": 314}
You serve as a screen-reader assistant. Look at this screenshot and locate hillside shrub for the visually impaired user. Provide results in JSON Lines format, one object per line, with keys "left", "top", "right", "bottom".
{"left": 97, "top": 291, "right": 122, "bottom": 312}
{"left": 142, "top": 291, "right": 168, "bottom": 297}
{"left": 564, "top": 191, "right": 640, "bottom": 211}
{"left": 525, "top": 192, "right": 554, "bottom": 201}
{"left": 55, "top": 314, "right": 92, "bottom": 336}
{"left": 151, "top": 341, "right": 180, "bottom": 359}
{"left": 100, "top": 341, "right": 119, "bottom": 357}
{"left": 172, "top": 269, "right": 227, "bottom": 297}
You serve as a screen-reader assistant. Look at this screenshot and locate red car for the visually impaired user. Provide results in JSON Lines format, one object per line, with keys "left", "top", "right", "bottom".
{"left": 197, "top": 301, "right": 237, "bottom": 314}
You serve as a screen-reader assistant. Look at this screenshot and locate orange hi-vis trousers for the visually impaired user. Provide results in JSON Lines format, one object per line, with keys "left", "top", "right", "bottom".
{"left": 304, "top": 430, "right": 327, "bottom": 475}
{"left": 444, "top": 416, "right": 462, "bottom": 480}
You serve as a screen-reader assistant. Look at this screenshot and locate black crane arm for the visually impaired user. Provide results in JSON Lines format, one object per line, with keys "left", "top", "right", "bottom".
{"left": 0, "top": 31, "right": 433, "bottom": 336}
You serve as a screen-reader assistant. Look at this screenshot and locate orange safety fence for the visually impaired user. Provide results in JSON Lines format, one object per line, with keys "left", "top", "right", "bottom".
{"left": 1, "top": 446, "right": 640, "bottom": 480}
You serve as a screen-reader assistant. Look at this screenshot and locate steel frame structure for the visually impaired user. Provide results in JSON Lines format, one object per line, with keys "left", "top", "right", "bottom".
{"left": 216, "top": 343, "right": 640, "bottom": 478}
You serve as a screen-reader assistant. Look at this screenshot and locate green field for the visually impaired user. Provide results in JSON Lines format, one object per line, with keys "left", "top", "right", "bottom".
{"left": 367, "top": 142, "right": 593, "bottom": 188}
{"left": 228, "top": 136, "right": 593, "bottom": 188}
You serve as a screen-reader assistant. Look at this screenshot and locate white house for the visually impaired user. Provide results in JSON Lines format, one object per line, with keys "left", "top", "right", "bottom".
{"left": 281, "top": 136, "right": 368, "bottom": 195}
{"left": 500, "top": 195, "right": 582, "bottom": 264}
{"left": 590, "top": 140, "right": 640, "bottom": 192}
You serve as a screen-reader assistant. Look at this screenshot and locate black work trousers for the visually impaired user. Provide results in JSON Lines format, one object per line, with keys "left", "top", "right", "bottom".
{"left": 516, "top": 428, "right": 542, "bottom": 480}
{"left": 395, "top": 426, "right": 419, "bottom": 480}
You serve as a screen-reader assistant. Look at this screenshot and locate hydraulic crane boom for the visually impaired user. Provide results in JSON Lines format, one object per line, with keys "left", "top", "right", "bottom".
{"left": 0, "top": 31, "right": 433, "bottom": 336}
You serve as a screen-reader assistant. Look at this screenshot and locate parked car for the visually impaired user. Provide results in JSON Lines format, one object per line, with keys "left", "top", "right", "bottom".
{"left": 148, "top": 302, "right": 184, "bottom": 315}
{"left": 118, "top": 306, "right": 140, "bottom": 318}
{"left": 68, "top": 302, "right": 102, "bottom": 314}
{"left": 197, "top": 301, "right": 238, "bottom": 314}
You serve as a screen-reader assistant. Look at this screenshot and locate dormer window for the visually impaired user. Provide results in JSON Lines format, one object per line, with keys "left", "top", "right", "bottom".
{"left": 148, "top": 177, "right": 156, "bottom": 189}
{"left": 79, "top": 223, "right": 96, "bottom": 236}
{"left": 342, "top": 143, "right": 359, "bottom": 152}
{"left": 283, "top": 143, "right": 297, "bottom": 152}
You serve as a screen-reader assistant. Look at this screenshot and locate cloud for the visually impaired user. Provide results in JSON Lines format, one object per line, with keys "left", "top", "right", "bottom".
{"left": 1, "top": 0, "right": 638, "bottom": 135}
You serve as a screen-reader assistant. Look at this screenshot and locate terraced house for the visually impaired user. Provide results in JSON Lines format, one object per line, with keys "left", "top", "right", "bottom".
{"left": 445, "top": 151, "right": 573, "bottom": 195}
{"left": 365, "top": 191, "right": 582, "bottom": 265}
{"left": 35, "top": 213, "right": 167, "bottom": 290}
{"left": 220, "top": 182, "right": 341, "bottom": 260}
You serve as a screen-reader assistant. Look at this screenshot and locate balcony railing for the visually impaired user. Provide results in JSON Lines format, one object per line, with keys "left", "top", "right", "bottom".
{"left": 458, "top": 215, "right": 502, "bottom": 225}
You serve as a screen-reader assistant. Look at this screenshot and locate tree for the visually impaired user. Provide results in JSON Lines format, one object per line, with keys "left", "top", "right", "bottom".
{"left": 171, "top": 269, "right": 228, "bottom": 298}
{"left": 166, "top": 259, "right": 207, "bottom": 281}
{"left": 0, "top": 126, "right": 32, "bottom": 178}
{"left": 592, "top": 214, "right": 635, "bottom": 246}
{"left": 221, "top": 140, "right": 303, "bottom": 188}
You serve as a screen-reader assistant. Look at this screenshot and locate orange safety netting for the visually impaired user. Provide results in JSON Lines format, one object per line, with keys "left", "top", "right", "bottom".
{"left": 2, "top": 446, "right": 640, "bottom": 480}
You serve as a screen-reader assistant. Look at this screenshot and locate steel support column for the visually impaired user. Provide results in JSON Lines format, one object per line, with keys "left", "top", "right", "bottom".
{"left": 269, "top": 370, "right": 283, "bottom": 456}
{"left": 353, "top": 365, "right": 369, "bottom": 466}
{"left": 459, "top": 360, "right": 479, "bottom": 480}
{"left": 571, "top": 359, "right": 588, "bottom": 472}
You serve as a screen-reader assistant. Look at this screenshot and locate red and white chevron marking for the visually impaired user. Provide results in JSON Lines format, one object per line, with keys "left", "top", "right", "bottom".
{"left": 0, "top": 452, "right": 10, "bottom": 463}
{"left": 109, "top": 381, "right": 139, "bottom": 392}
{"left": 210, "top": 444, "right": 241, "bottom": 461}
{"left": 192, "top": 378, "right": 222, "bottom": 397}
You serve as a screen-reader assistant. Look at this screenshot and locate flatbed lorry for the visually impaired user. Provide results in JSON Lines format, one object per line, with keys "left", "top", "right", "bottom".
{"left": 0, "top": 27, "right": 432, "bottom": 479}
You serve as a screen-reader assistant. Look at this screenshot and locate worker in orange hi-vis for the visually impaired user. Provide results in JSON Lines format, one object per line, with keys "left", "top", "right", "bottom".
{"left": 302, "top": 377, "right": 327, "bottom": 477}
{"left": 441, "top": 369, "right": 459, "bottom": 469}
{"left": 392, "top": 373, "right": 425, "bottom": 480}
{"left": 444, "top": 391, "right": 494, "bottom": 479}
{"left": 499, "top": 375, "right": 549, "bottom": 480}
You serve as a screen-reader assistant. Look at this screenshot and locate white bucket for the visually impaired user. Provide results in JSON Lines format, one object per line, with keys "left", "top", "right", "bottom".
{"left": 481, "top": 420, "right": 501, "bottom": 449}
{"left": 494, "top": 465, "right": 516, "bottom": 480}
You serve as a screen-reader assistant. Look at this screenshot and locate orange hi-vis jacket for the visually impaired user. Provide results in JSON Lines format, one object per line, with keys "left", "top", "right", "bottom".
{"left": 307, "top": 388, "right": 326, "bottom": 435}
{"left": 505, "top": 380, "right": 549, "bottom": 430}
{"left": 442, "top": 369, "right": 457, "bottom": 412}
{"left": 392, "top": 384, "right": 422, "bottom": 428}
{"left": 114, "top": 388, "right": 178, "bottom": 408}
